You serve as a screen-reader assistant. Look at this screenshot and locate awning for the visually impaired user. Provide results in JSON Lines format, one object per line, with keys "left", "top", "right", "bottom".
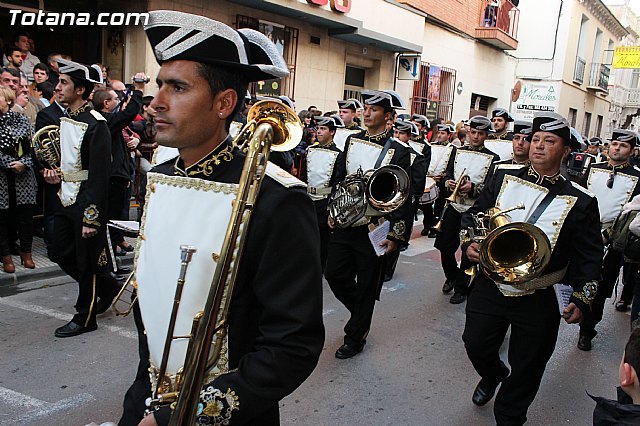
{"left": 228, "top": 0, "right": 422, "bottom": 53}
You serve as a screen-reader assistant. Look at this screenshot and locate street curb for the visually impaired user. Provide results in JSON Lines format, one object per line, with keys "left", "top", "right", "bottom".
{"left": 0, "top": 256, "right": 134, "bottom": 286}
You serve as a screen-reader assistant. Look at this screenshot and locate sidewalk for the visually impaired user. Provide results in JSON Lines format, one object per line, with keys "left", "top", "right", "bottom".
{"left": 0, "top": 235, "right": 136, "bottom": 286}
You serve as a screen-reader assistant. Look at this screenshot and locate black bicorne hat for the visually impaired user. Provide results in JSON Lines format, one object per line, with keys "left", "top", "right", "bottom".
{"left": 513, "top": 120, "right": 532, "bottom": 136}
{"left": 491, "top": 108, "right": 514, "bottom": 122}
{"left": 609, "top": 129, "right": 639, "bottom": 147}
{"left": 361, "top": 89, "right": 406, "bottom": 109}
{"left": 436, "top": 123, "right": 453, "bottom": 133}
{"left": 57, "top": 58, "right": 103, "bottom": 84}
{"left": 337, "top": 98, "right": 363, "bottom": 111}
{"left": 468, "top": 115, "right": 494, "bottom": 132}
{"left": 144, "top": 10, "right": 289, "bottom": 82}
{"left": 528, "top": 112, "right": 577, "bottom": 149}
{"left": 315, "top": 115, "right": 345, "bottom": 130}
{"left": 411, "top": 114, "right": 430, "bottom": 128}
{"left": 394, "top": 119, "right": 418, "bottom": 136}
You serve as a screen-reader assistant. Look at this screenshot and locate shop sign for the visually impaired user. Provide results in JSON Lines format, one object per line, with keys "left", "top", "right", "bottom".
{"left": 513, "top": 81, "right": 559, "bottom": 121}
{"left": 613, "top": 46, "right": 640, "bottom": 69}
{"left": 306, "top": 0, "right": 352, "bottom": 14}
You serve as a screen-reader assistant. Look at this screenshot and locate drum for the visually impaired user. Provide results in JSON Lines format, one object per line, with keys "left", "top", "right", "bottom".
{"left": 419, "top": 177, "right": 440, "bottom": 205}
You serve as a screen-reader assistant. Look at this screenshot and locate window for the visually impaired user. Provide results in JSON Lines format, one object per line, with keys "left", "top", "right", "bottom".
{"left": 584, "top": 112, "right": 592, "bottom": 137}
{"left": 593, "top": 29, "right": 603, "bottom": 65}
{"left": 595, "top": 115, "right": 603, "bottom": 138}
{"left": 345, "top": 66, "right": 365, "bottom": 87}
{"left": 236, "top": 15, "right": 299, "bottom": 99}
{"left": 568, "top": 108, "right": 578, "bottom": 127}
{"left": 411, "top": 62, "right": 457, "bottom": 121}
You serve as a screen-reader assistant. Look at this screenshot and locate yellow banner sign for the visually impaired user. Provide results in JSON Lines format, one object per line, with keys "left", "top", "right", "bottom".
{"left": 613, "top": 46, "right": 640, "bottom": 69}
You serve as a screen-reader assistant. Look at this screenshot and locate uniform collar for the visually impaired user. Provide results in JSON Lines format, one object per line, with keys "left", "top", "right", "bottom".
{"left": 174, "top": 137, "right": 234, "bottom": 178}
{"left": 345, "top": 122, "right": 359, "bottom": 130}
{"left": 513, "top": 158, "right": 531, "bottom": 166}
{"left": 466, "top": 144, "right": 485, "bottom": 152}
{"left": 527, "top": 165, "right": 563, "bottom": 186}
{"left": 67, "top": 102, "right": 90, "bottom": 118}
{"left": 364, "top": 129, "right": 389, "bottom": 142}
{"left": 607, "top": 161, "right": 629, "bottom": 171}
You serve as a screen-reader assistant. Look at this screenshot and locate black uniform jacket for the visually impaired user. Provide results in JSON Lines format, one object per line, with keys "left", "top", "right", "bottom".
{"left": 302, "top": 141, "right": 346, "bottom": 213}
{"left": 461, "top": 166, "right": 603, "bottom": 314}
{"left": 99, "top": 90, "right": 142, "bottom": 180}
{"left": 443, "top": 145, "right": 500, "bottom": 200}
{"left": 410, "top": 142, "right": 429, "bottom": 197}
{"left": 68, "top": 104, "right": 112, "bottom": 229}
{"left": 341, "top": 129, "right": 413, "bottom": 242}
{"left": 152, "top": 138, "right": 325, "bottom": 425}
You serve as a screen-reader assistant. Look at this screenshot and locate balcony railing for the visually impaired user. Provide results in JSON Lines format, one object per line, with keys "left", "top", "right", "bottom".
{"left": 574, "top": 56, "right": 586, "bottom": 84}
{"left": 626, "top": 88, "right": 640, "bottom": 107}
{"left": 587, "top": 63, "right": 610, "bottom": 93}
{"left": 475, "top": 0, "right": 519, "bottom": 50}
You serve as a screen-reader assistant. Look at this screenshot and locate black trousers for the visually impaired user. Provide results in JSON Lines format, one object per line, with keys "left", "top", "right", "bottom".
{"left": 52, "top": 204, "right": 117, "bottom": 326}
{"left": 313, "top": 199, "right": 331, "bottom": 272}
{"left": 325, "top": 225, "right": 385, "bottom": 346}
{"left": 108, "top": 177, "right": 130, "bottom": 248}
{"left": 434, "top": 208, "right": 471, "bottom": 293}
{"left": 43, "top": 183, "right": 62, "bottom": 259}
{"left": 580, "top": 248, "right": 622, "bottom": 337}
{"left": 463, "top": 277, "right": 561, "bottom": 426}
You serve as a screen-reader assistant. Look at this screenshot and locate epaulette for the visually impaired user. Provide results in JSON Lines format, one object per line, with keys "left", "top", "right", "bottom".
{"left": 496, "top": 163, "right": 526, "bottom": 171}
{"left": 89, "top": 110, "right": 106, "bottom": 121}
{"left": 570, "top": 180, "right": 595, "bottom": 197}
{"left": 265, "top": 161, "right": 306, "bottom": 188}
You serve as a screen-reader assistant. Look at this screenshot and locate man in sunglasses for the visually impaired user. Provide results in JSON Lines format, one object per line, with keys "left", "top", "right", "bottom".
{"left": 578, "top": 129, "right": 640, "bottom": 351}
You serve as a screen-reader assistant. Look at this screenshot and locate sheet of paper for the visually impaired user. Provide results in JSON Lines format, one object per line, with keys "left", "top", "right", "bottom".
{"left": 553, "top": 283, "right": 573, "bottom": 316}
{"left": 368, "top": 220, "right": 391, "bottom": 257}
{"left": 108, "top": 220, "right": 140, "bottom": 233}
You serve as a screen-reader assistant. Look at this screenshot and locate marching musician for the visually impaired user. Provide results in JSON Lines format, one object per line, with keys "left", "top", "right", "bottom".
{"left": 325, "top": 89, "right": 412, "bottom": 359}
{"left": 41, "top": 59, "right": 120, "bottom": 337}
{"left": 460, "top": 111, "right": 603, "bottom": 425}
{"left": 487, "top": 120, "right": 532, "bottom": 178}
{"left": 411, "top": 113, "right": 430, "bottom": 143}
{"left": 421, "top": 123, "right": 455, "bottom": 237}
{"left": 586, "top": 137, "right": 608, "bottom": 163}
{"left": 435, "top": 116, "right": 499, "bottom": 303}
{"left": 334, "top": 98, "right": 363, "bottom": 151}
{"left": 302, "top": 115, "right": 346, "bottom": 271}
{"left": 120, "top": 11, "right": 324, "bottom": 426}
{"left": 578, "top": 129, "right": 640, "bottom": 351}
{"left": 487, "top": 107, "right": 514, "bottom": 141}
{"left": 385, "top": 118, "right": 429, "bottom": 281}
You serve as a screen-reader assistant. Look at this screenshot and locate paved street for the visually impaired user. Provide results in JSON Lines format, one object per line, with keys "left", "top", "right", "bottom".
{"left": 0, "top": 228, "right": 630, "bottom": 426}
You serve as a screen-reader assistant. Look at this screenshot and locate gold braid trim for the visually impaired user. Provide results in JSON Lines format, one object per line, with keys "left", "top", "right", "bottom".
{"left": 572, "top": 280, "right": 598, "bottom": 308}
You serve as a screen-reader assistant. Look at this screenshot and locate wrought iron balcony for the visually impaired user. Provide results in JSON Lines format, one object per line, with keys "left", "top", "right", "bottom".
{"left": 587, "top": 63, "right": 610, "bottom": 93}
{"left": 475, "top": 0, "right": 519, "bottom": 50}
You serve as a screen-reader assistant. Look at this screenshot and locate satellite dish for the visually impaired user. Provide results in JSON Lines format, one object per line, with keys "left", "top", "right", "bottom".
{"left": 511, "top": 80, "right": 522, "bottom": 102}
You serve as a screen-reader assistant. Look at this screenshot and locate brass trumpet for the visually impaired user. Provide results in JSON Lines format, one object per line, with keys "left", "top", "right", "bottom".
{"left": 433, "top": 169, "right": 467, "bottom": 233}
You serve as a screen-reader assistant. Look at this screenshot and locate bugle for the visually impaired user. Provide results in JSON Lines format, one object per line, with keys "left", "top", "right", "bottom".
{"left": 433, "top": 169, "right": 467, "bottom": 233}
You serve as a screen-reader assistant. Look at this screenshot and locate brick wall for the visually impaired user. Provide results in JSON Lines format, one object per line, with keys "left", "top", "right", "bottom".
{"left": 400, "top": 0, "right": 486, "bottom": 37}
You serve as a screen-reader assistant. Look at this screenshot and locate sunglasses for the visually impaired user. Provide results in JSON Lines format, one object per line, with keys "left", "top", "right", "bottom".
{"left": 607, "top": 171, "right": 616, "bottom": 189}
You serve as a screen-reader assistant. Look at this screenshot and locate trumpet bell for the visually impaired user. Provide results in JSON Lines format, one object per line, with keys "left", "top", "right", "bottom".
{"left": 245, "top": 100, "right": 302, "bottom": 152}
{"left": 478, "top": 222, "right": 551, "bottom": 285}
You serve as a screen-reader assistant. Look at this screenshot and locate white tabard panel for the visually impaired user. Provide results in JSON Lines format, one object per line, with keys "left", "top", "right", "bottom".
{"left": 334, "top": 128, "right": 360, "bottom": 151}
{"left": 408, "top": 141, "right": 425, "bottom": 155}
{"left": 306, "top": 148, "right": 339, "bottom": 200}
{"left": 152, "top": 146, "right": 180, "bottom": 166}
{"left": 136, "top": 172, "right": 238, "bottom": 376}
{"left": 59, "top": 117, "right": 88, "bottom": 206}
{"left": 428, "top": 144, "right": 453, "bottom": 176}
{"left": 346, "top": 138, "right": 394, "bottom": 175}
{"left": 453, "top": 150, "right": 494, "bottom": 184}
{"left": 484, "top": 140, "right": 513, "bottom": 160}
{"left": 493, "top": 175, "right": 578, "bottom": 295}
{"left": 587, "top": 168, "right": 638, "bottom": 225}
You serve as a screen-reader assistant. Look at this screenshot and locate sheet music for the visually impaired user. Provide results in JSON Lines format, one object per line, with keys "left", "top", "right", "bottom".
{"left": 108, "top": 220, "right": 140, "bottom": 233}
{"left": 553, "top": 283, "right": 573, "bottom": 316}
{"left": 368, "top": 221, "right": 390, "bottom": 257}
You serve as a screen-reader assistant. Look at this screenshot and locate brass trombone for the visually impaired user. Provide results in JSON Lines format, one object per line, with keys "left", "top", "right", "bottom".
{"left": 433, "top": 169, "right": 467, "bottom": 233}
{"left": 111, "top": 272, "right": 137, "bottom": 317}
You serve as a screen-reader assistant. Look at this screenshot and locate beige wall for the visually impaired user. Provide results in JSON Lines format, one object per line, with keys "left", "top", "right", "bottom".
{"left": 133, "top": 0, "right": 417, "bottom": 114}
{"left": 558, "top": 82, "right": 610, "bottom": 137}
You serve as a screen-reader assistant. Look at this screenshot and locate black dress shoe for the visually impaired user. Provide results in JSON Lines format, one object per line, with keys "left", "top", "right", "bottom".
{"left": 472, "top": 365, "right": 509, "bottom": 406}
{"left": 442, "top": 279, "right": 455, "bottom": 294}
{"left": 449, "top": 292, "right": 466, "bottom": 304}
{"left": 421, "top": 228, "right": 429, "bottom": 236}
{"left": 116, "top": 266, "right": 132, "bottom": 275}
{"left": 335, "top": 342, "right": 364, "bottom": 359}
{"left": 54, "top": 321, "right": 97, "bottom": 338}
{"left": 427, "top": 230, "right": 437, "bottom": 238}
{"left": 577, "top": 334, "right": 593, "bottom": 351}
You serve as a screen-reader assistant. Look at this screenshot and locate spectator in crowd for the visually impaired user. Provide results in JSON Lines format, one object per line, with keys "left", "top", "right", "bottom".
{"left": 4, "top": 32, "right": 40, "bottom": 82}
{"left": 591, "top": 327, "right": 640, "bottom": 424}
{"left": 13, "top": 74, "right": 44, "bottom": 125}
{"left": 4, "top": 46, "right": 23, "bottom": 72}
{"left": 93, "top": 73, "right": 146, "bottom": 257}
{"left": 0, "top": 67, "right": 19, "bottom": 94}
{"left": 632, "top": 147, "right": 640, "bottom": 166}
{"left": 0, "top": 86, "right": 37, "bottom": 272}
{"left": 96, "top": 63, "right": 110, "bottom": 85}
{"left": 34, "top": 81, "right": 54, "bottom": 107}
